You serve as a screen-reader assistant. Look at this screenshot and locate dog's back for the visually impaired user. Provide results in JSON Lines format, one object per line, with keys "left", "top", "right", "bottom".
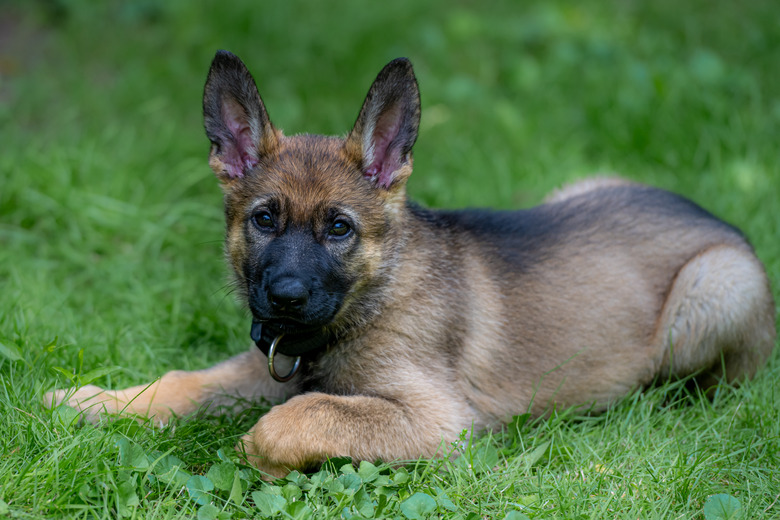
{"left": 415, "top": 183, "right": 744, "bottom": 269}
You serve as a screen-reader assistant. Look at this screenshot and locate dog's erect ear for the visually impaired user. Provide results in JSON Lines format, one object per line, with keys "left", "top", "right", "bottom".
{"left": 345, "top": 58, "right": 421, "bottom": 190}
{"left": 203, "top": 50, "right": 279, "bottom": 181}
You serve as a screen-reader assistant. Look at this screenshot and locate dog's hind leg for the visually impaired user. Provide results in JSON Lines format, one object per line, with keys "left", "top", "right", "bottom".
{"left": 654, "top": 244, "right": 775, "bottom": 389}
{"left": 44, "top": 347, "right": 297, "bottom": 424}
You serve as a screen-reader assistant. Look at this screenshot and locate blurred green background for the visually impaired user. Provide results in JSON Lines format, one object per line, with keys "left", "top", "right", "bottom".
{"left": 1, "top": 1, "right": 779, "bottom": 518}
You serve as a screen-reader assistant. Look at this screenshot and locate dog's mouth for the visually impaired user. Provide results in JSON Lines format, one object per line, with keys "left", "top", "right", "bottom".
{"left": 250, "top": 318, "right": 332, "bottom": 358}
{"left": 251, "top": 318, "right": 323, "bottom": 336}
{"left": 250, "top": 312, "right": 329, "bottom": 331}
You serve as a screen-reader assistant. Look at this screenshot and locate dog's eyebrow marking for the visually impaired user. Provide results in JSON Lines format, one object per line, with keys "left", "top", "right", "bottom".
{"left": 325, "top": 205, "right": 360, "bottom": 221}
{"left": 247, "top": 195, "right": 280, "bottom": 213}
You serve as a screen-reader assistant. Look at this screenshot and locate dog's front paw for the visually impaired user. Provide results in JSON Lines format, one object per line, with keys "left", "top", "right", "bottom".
{"left": 237, "top": 404, "right": 329, "bottom": 479}
{"left": 44, "top": 385, "right": 118, "bottom": 423}
{"left": 238, "top": 432, "right": 295, "bottom": 480}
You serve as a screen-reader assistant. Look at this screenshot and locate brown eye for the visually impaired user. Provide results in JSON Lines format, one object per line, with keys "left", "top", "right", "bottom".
{"left": 328, "top": 220, "right": 352, "bottom": 238}
{"left": 252, "top": 211, "right": 274, "bottom": 230}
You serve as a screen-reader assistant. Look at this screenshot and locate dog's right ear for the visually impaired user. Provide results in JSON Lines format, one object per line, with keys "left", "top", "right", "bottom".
{"left": 203, "top": 50, "right": 279, "bottom": 182}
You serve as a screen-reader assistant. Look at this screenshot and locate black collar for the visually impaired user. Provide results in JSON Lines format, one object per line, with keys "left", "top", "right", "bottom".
{"left": 250, "top": 321, "right": 331, "bottom": 358}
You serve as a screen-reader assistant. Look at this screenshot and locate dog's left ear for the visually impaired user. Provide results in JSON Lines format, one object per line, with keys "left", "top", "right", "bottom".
{"left": 345, "top": 58, "right": 421, "bottom": 190}
{"left": 203, "top": 50, "right": 279, "bottom": 182}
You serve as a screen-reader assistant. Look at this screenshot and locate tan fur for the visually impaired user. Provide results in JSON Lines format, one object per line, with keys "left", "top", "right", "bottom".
{"left": 654, "top": 244, "right": 776, "bottom": 385}
{"left": 45, "top": 57, "right": 776, "bottom": 479}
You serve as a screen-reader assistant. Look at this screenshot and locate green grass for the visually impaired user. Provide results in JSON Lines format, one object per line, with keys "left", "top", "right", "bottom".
{"left": 1, "top": 0, "right": 779, "bottom": 518}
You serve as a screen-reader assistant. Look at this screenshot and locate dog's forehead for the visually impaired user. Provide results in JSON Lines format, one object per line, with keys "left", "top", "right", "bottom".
{"left": 272, "top": 134, "right": 352, "bottom": 179}
{"left": 236, "top": 134, "right": 380, "bottom": 219}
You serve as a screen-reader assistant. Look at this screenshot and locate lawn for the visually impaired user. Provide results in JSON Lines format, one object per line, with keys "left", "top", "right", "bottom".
{"left": 1, "top": 0, "right": 778, "bottom": 518}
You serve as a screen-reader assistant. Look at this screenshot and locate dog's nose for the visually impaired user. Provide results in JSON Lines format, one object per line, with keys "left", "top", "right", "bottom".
{"left": 268, "top": 278, "right": 309, "bottom": 311}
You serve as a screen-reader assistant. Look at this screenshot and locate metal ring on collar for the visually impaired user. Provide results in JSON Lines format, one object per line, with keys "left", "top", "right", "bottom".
{"left": 267, "top": 334, "right": 302, "bottom": 382}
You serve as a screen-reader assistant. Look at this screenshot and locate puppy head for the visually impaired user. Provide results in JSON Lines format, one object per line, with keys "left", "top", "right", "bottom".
{"left": 202, "top": 51, "right": 420, "bottom": 330}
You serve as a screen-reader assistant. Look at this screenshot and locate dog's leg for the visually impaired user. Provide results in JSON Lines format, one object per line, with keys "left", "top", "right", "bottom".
{"left": 239, "top": 389, "right": 460, "bottom": 478}
{"left": 45, "top": 347, "right": 295, "bottom": 424}
{"left": 654, "top": 244, "right": 775, "bottom": 388}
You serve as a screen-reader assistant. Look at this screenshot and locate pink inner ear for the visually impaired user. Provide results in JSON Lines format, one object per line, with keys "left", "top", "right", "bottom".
{"left": 364, "top": 105, "right": 403, "bottom": 189}
{"left": 224, "top": 125, "right": 259, "bottom": 179}
{"left": 221, "top": 100, "right": 259, "bottom": 179}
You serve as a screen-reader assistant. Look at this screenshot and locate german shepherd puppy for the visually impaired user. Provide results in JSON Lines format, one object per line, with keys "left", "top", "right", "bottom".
{"left": 47, "top": 51, "right": 776, "bottom": 478}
